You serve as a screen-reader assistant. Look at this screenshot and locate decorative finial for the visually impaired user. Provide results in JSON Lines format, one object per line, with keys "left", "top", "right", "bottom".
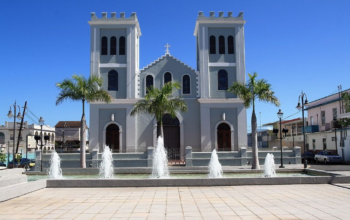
{"left": 165, "top": 43, "right": 171, "bottom": 55}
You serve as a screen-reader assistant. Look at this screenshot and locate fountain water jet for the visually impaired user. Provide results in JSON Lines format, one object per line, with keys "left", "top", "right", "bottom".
{"left": 48, "top": 151, "right": 63, "bottom": 179}
{"left": 264, "top": 153, "right": 276, "bottom": 177}
{"left": 151, "top": 136, "right": 169, "bottom": 178}
{"left": 208, "top": 149, "right": 223, "bottom": 178}
{"left": 99, "top": 145, "right": 114, "bottom": 179}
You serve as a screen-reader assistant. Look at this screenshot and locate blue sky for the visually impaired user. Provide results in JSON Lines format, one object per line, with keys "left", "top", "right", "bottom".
{"left": 1, "top": 0, "right": 349, "bottom": 131}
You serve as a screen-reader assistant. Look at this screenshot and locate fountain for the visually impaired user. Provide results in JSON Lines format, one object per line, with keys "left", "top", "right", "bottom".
{"left": 151, "top": 136, "right": 169, "bottom": 178}
{"left": 208, "top": 149, "right": 223, "bottom": 178}
{"left": 48, "top": 151, "right": 63, "bottom": 179}
{"left": 99, "top": 145, "right": 114, "bottom": 179}
{"left": 264, "top": 153, "right": 276, "bottom": 177}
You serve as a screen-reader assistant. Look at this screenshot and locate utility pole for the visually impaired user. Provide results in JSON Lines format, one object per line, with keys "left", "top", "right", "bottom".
{"left": 16, "top": 101, "right": 27, "bottom": 153}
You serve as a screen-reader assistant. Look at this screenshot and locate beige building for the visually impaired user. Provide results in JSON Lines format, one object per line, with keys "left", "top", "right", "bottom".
{"left": 0, "top": 121, "right": 55, "bottom": 155}
{"left": 55, "top": 121, "right": 89, "bottom": 153}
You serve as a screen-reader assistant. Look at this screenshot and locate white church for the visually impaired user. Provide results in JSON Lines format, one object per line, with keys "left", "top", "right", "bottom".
{"left": 88, "top": 11, "right": 247, "bottom": 161}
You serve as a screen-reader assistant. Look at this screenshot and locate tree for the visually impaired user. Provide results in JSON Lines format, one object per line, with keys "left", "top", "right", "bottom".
{"left": 228, "top": 72, "right": 280, "bottom": 169}
{"left": 0, "top": 151, "right": 6, "bottom": 164}
{"left": 339, "top": 91, "right": 350, "bottom": 127}
{"left": 130, "top": 82, "right": 188, "bottom": 138}
{"left": 56, "top": 74, "right": 112, "bottom": 168}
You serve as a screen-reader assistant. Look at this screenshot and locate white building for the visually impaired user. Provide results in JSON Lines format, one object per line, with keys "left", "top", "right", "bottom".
{"left": 0, "top": 121, "right": 55, "bottom": 155}
{"left": 88, "top": 11, "right": 248, "bottom": 160}
{"left": 305, "top": 89, "right": 350, "bottom": 159}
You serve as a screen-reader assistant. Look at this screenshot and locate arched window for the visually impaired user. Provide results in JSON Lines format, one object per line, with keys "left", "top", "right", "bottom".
{"left": 110, "top": 37, "right": 116, "bottom": 55}
{"left": 228, "top": 35, "right": 234, "bottom": 54}
{"left": 101, "top": 36, "right": 108, "bottom": 55}
{"left": 182, "top": 75, "right": 190, "bottom": 94}
{"left": 146, "top": 75, "right": 153, "bottom": 94}
{"left": 119, "top": 36, "right": 126, "bottom": 55}
{"left": 164, "top": 72, "right": 172, "bottom": 84}
{"left": 0, "top": 132, "right": 4, "bottom": 144}
{"left": 219, "top": 36, "right": 225, "bottom": 54}
{"left": 108, "top": 70, "right": 118, "bottom": 91}
{"left": 218, "top": 69, "right": 228, "bottom": 90}
{"left": 209, "top": 36, "right": 216, "bottom": 54}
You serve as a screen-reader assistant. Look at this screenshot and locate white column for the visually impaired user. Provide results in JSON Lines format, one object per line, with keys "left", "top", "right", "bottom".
{"left": 235, "top": 25, "right": 246, "bottom": 84}
{"left": 200, "top": 26, "right": 209, "bottom": 99}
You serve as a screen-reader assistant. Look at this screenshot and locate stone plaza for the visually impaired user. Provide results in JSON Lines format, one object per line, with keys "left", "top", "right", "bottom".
{"left": 1, "top": 184, "right": 350, "bottom": 220}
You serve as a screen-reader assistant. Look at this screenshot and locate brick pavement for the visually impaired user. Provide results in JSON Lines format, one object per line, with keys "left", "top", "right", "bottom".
{"left": 1, "top": 184, "right": 350, "bottom": 219}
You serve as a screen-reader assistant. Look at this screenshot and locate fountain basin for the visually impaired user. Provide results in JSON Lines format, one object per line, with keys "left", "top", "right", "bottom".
{"left": 24, "top": 168, "right": 350, "bottom": 187}
{"left": 45, "top": 173, "right": 350, "bottom": 187}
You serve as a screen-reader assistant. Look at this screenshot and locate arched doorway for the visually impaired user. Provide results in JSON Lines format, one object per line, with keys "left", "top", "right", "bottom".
{"left": 106, "top": 124, "right": 120, "bottom": 153}
{"left": 217, "top": 123, "right": 231, "bottom": 151}
{"left": 158, "top": 114, "right": 180, "bottom": 162}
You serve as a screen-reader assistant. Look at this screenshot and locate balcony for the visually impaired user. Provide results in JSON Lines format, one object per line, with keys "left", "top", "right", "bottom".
{"left": 302, "top": 125, "right": 319, "bottom": 133}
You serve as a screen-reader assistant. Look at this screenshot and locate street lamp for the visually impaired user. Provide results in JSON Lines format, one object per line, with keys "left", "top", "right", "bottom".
{"left": 7, "top": 101, "right": 22, "bottom": 168}
{"left": 296, "top": 91, "right": 308, "bottom": 168}
{"left": 39, "top": 116, "right": 44, "bottom": 172}
{"left": 276, "top": 109, "right": 288, "bottom": 168}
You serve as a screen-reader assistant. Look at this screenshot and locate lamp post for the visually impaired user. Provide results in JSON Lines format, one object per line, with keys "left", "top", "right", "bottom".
{"left": 39, "top": 117, "right": 44, "bottom": 172}
{"left": 277, "top": 109, "right": 288, "bottom": 168}
{"left": 296, "top": 91, "right": 308, "bottom": 168}
{"left": 333, "top": 117, "right": 339, "bottom": 155}
{"left": 7, "top": 101, "right": 23, "bottom": 168}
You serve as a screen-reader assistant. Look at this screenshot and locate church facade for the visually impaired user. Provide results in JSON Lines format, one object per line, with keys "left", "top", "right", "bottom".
{"left": 88, "top": 11, "right": 247, "bottom": 160}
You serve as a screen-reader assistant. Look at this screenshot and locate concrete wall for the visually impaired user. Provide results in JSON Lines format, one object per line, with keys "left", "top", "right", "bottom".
{"left": 140, "top": 55, "right": 198, "bottom": 98}
{"left": 200, "top": 102, "right": 247, "bottom": 152}
{"left": 209, "top": 66, "right": 236, "bottom": 98}
{"left": 99, "top": 108, "right": 126, "bottom": 152}
{"left": 100, "top": 67, "right": 127, "bottom": 99}
{"left": 307, "top": 102, "right": 339, "bottom": 132}
{"left": 100, "top": 28, "right": 127, "bottom": 63}
{"left": 208, "top": 27, "right": 236, "bottom": 63}
{"left": 186, "top": 146, "right": 301, "bottom": 167}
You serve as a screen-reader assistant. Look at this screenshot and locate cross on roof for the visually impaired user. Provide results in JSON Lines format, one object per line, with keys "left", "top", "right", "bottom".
{"left": 165, "top": 43, "right": 171, "bottom": 55}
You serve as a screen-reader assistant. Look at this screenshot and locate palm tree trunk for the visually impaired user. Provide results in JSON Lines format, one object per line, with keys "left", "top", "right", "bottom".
{"left": 80, "top": 114, "right": 87, "bottom": 168}
{"left": 80, "top": 100, "right": 86, "bottom": 168}
{"left": 251, "top": 108, "right": 260, "bottom": 169}
{"left": 82, "top": 100, "right": 85, "bottom": 116}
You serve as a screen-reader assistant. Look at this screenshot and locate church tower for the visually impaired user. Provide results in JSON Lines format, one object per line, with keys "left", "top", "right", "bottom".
{"left": 194, "top": 11, "right": 245, "bottom": 99}
{"left": 194, "top": 12, "right": 247, "bottom": 151}
{"left": 88, "top": 12, "right": 141, "bottom": 153}
{"left": 89, "top": 12, "right": 141, "bottom": 99}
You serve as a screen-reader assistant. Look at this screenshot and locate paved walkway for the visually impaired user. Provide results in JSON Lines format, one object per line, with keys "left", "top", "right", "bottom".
{"left": 1, "top": 184, "right": 350, "bottom": 220}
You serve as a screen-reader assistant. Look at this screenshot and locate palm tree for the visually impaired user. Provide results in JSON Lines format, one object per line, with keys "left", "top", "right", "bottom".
{"left": 56, "top": 74, "right": 112, "bottom": 168}
{"left": 130, "top": 82, "right": 188, "bottom": 138}
{"left": 228, "top": 72, "right": 280, "bottom": 169}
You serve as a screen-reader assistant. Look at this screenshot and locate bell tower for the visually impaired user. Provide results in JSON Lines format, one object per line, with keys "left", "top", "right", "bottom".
{"left": 194, "top": 11, "right": 246, "bottom": 99}
{"left": 89, "top": 12, "right": 141, "bottom": 99}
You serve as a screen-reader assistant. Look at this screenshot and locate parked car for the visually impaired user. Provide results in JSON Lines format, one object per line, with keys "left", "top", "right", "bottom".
{"left": 315, "top": 151, "right": 342, "bottom": 163}
{"left": 7, "top": 160, "right": 19, "bottom": 168}
{"left": 0, "top": 162, "right": 6, "bottom": 167}
{"left": 301, "top": 151, "right": 315, "bottom": 163}
{"left": 20, "top": 158, "right": 35, "bottom": 168}
{"left": 7, "top": 158, "right": 35, "bottom": 168}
